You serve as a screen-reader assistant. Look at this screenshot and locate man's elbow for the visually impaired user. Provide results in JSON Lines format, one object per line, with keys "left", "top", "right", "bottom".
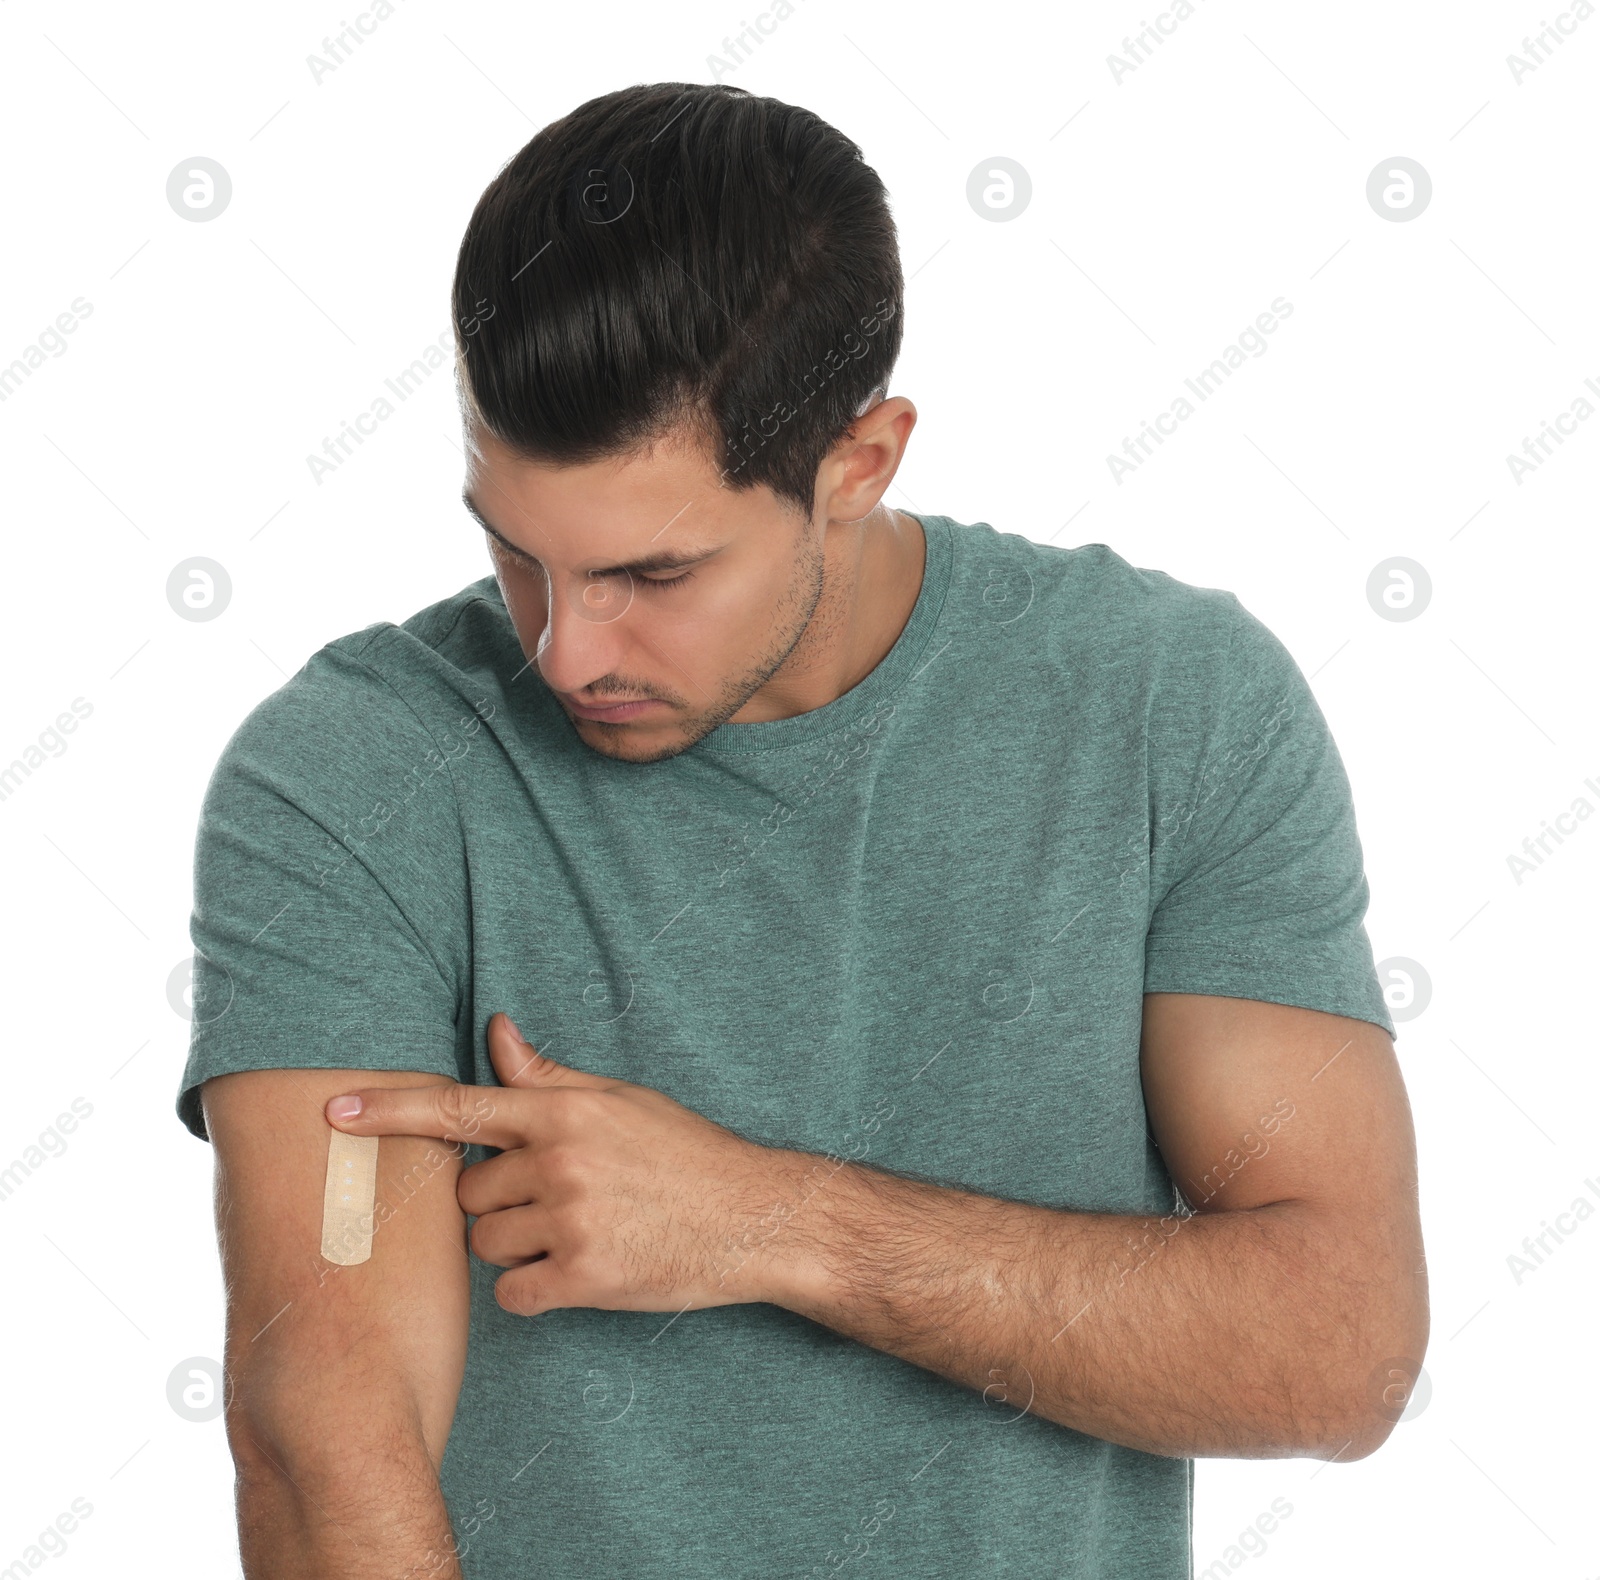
{"left": 1310, "top": 1300, "right": 1431, "bottom": 1463}
{"left": 226, "top": 1363, "right": 439, "bottom": 1494}
{"left": 223, "top": 1367, "right": 461, "bottom": 1576}
{"left": 1280, "top": 1193, "right": 1431, "bottom": 1464}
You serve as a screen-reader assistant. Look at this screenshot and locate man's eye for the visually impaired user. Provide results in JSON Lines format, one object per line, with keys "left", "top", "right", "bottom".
{"left": 639, "top": 570, "right": 696, "bottom": 590}
{"left": 488, "top": 537, "right": 540, "bottom": 573}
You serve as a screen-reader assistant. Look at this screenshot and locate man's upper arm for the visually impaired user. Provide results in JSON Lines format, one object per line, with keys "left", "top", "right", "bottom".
{"left": 1129, "top": 591, "right": 1427, "bottom": 1435}
{"left": 202, "top": 1066, "right": 470, "bottom": 1474}
{"left": 175, "top": 642, "right": 483, "bottom": 1569}
{"left": 1140, "top": 992, "right": 1427, "bottom": 1364}
{"left": 1140, "top": 993, "right": 1418, "bottom": 1217}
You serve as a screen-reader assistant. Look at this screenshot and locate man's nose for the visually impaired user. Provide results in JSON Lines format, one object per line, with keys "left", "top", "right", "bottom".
{"left": 534, "top": 572, "right": 635, "bottom": 691}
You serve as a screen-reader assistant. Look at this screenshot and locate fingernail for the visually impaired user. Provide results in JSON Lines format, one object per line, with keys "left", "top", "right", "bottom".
{"left": 326, "top": 1095, "right": 363, "bottom": 1121}
{"left": 506, "top": 1016, "right": 531, "bottom": 1047}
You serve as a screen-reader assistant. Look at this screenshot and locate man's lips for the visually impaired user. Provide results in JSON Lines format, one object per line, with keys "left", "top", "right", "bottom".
{"left": 560, "top": 694, "right": 665, "bottom": 722}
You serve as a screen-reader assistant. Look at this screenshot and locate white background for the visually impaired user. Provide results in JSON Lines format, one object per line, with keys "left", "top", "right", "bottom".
{"left": 1, "top": 0, "right": 1596, "bottom": 1575}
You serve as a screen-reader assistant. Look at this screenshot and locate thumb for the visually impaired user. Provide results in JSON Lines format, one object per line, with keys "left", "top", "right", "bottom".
{"left": 488, "top": 1011, "right": 607, "bottom": 1090}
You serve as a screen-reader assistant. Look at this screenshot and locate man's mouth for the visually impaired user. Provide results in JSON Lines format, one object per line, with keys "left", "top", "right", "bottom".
{"left": 561, "top": 695, "right": 665, "bottom": 722}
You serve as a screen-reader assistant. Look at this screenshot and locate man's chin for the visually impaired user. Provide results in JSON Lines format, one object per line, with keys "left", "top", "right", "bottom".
{"left": 569, "top": 711, "right": 708, "bottom": 764}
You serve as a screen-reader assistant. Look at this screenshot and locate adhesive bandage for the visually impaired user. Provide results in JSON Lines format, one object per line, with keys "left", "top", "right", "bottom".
{"left": 320, "top": 1131, "right": 379, "bottom": 1265}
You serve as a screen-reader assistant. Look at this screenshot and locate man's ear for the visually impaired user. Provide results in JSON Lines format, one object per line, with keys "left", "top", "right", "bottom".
{"left": 816, "top": 396, "right": 917, "bottom": 523}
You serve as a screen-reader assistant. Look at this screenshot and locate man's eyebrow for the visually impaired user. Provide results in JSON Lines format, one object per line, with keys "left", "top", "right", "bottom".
{"left": 461, "top": 490, "right": 718, "bottom": 576}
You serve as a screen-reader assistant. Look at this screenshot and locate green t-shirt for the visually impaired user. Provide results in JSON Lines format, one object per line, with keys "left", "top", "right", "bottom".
{"left": 177, "top": 512, "right": 1393, "bottom": 1579}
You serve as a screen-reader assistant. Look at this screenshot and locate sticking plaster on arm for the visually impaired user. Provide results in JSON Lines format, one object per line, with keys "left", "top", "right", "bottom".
{"left": 321, "top": 1130, "right": 380, "bottom": 1265}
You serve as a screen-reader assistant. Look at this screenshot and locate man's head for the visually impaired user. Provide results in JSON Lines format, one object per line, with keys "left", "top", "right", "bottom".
{"left": 451, "top": 83, "right": 909, "bottom": 763}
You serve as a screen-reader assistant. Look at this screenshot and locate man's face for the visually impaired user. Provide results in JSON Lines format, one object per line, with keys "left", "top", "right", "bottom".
{"left": 463, "top": 422, "right": 827, "bottom": 764}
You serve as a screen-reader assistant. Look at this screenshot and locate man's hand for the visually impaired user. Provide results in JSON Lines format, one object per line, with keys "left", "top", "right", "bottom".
{"left": 324, "top": 1012, "right": 806, "bottom": 1317}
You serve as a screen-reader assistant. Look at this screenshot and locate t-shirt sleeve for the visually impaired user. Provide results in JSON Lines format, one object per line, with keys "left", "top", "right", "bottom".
{"left": 176, "top": 636, "right": 476, "bottom": 1141}
{"left": 1142, "top": 595, "right": 1395, "bottom": 1038}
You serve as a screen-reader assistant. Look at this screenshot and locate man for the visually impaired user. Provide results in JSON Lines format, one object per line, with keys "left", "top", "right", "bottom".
{"left": 179, "top": 80, "right": 1427, "bottom": 1579}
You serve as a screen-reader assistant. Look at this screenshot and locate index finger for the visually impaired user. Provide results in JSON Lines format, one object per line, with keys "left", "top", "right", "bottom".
{"left": 325, "top": 1082, "right": 528, "bottom": 1150}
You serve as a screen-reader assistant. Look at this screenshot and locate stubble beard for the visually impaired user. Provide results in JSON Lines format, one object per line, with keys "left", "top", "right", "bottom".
{"left": 580, "top": 524, "right": 830, "bottom": 765}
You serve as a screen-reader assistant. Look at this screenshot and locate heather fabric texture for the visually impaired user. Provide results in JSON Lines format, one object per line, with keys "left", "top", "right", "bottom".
{"left": 178, "top": 513, "right": 1393, "bottom": 1579}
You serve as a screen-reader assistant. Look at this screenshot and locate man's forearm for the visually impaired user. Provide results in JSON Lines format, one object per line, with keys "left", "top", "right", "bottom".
{"left": 758, "top": 1151, "right": 1424, "bottom": 1461}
